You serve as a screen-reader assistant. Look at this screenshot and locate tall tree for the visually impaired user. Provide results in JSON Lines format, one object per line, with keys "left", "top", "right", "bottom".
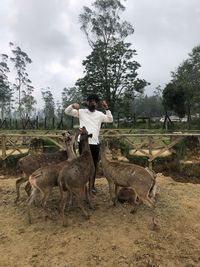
{"left": 170, "top": 45, "right": 200, "bottom": 122}
{"left": 77, "top": 0, "right": 148, "bottom": 114}
{"left": 79, "top": 0, "right": 133, "bottom": 47}
{"left": 133, "top": 93, "right": 164, "bottom": 118}
{"left": 0, "top": 54, "right": 13, "bottom": 119}
{"left": 10, "top": 42, "right": 33, "bottom": 119}
{"left": 61, "top": 86, "right": 83, "bottom": 109}
{"left": 41, "top": 87, "right": 55, "bottom": 119}
{"left": 162, "top": 82, "right": 186, "bottom": 118}
{"left": 20, "top": 83, "right": 37, "bottom": 120}
{"left": 61, "top": 86, "right": 83, "bottom": 128}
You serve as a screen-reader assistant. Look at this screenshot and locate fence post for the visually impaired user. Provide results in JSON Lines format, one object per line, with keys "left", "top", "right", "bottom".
{"left": 148, "top": 136, "right": 153, "bottom": 169}
{"left": 44, "top": 117, "right": 47, "bottom": 129}
{"left": 52, "top": 117, "right": 55, "bottom": 129}
{"left": 57, "top": 116, "right": 64, "bottom": 129}
{"left": 1, "top": 134, "right": 7, "bottom": 159}
{"left": 36, "top": 116, "right": 39, "bottom": 129}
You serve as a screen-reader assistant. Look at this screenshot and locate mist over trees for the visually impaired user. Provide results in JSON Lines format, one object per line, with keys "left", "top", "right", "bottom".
{"left": 0, "top": 53, "right": 13, "bottom": 120}
{"left": 0, "top": 0, "right": 200, "bottom": 129}
{"left": 9, "top": 42, "right": 36, "bottom": 120}
{"left": 162, "top": 45, "right": 200, "bottom": 126}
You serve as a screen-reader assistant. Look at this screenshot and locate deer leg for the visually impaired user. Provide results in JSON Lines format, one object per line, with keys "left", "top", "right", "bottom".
{"left": 108, "top": 182, "right": 116, "bottom": 206}
{"left": 138, "top": 194, "right": 155, "bottom": 208}
{"left": 114, "top": 185, "right": 119, "bottom": 205}
{"left": 40, "top": 187, "right": 52, "bottom": 207}
{"left": 85, "top": 185, "right": 95, "bottom": 210}
{"left": 134, "top": 187, "right": 155, "bottom": 208}
{"left": 65, "top": 187, "right": 73, "bottom": 211}
{"left": 77, "top": 188, "right": 89, "bottom": 219}
{"left": 24, "top": 181, "right": 32, "bottom": 196}
{"left": 15, "top": 176, "right": 28, "bottom": 203}
{"left": 133, "top": 192, "right": 140, "bottom": 205}
{"left": 27, "top": 189, "right": 38, "bottom": 224}
{"left": 40, "top": 188, "right": 53, "bottom": 220}
{"left": 149, "top": 184, "right": 157, "bottom": 200}
{"left": 59, "top": 183, "right": 69, "bottom": 227}
{"left": 58, "top": 179, "right": 64, "bottom": 212}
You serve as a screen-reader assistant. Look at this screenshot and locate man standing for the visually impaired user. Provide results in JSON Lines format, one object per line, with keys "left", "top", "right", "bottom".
{"left": 65, "top": 94, "right": 113, "bottom": 193}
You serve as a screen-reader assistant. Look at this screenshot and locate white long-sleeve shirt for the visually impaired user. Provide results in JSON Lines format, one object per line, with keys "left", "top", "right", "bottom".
{"left": 65, "top": 105, "right": 113, "bottom": 145}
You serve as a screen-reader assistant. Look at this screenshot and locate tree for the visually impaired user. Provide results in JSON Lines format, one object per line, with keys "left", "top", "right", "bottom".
{"left": 10, "top": 42, "right": 34, "bottom": 119}
{"left": 41, "top": 88, "right": 55, "bottom": 119}
{"left": 55, "top": 101, "right": 63, "bottom": 118}
{"left": 0, "top": 53, "right": 13, "bottom": 119}
{"left": 169, "top": 45, "right": 200, "bottom": 123}
{"left": 61, "top": 87, "right": 83, "bottom": 128}
{"left": 79, "top": 0, "right": 132, "bottom": 47}
{"left": 20, "top": 83, "right": 37, "bottom": 120}
{"left": 77, "top": 0, "right": 148, "bottom": 115}
{"left": 153, "top": 85, "right": 163, "bottom": 98}
{"left": 162, "top": 82, "right": 186, "bottom": 118}
{"left": 61, "top": 86, "right": 83, "bottom": 109}
{"left": 132, "top": 91, "right": 164, "bottom": 118}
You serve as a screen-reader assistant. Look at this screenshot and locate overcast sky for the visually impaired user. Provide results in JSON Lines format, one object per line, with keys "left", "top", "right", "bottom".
{"left": 0, "top": 0, "right": 200, "bottom": 107}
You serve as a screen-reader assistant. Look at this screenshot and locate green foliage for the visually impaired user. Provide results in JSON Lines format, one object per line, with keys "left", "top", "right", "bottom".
{"left": 41, "top": 87, "right": 55, "bottom": 119}
{"left": 134, "top": 93, "right": 164, "bottom": 117}
{"left": 0, "top": 54, "right": 13, "bottom": 119}
{"left": 21, "top": 84, "right": 36, "bottom": 119}
{"left": 77, "top": 0, "right": 148, "bottom": 115}
{"left": 127, "top": 154, "right": 149, "bottom": 167}
{"left": 9, "top": 42, "right": 35, "bottom": 119}
{"left": 76, "top": 40, "right": 147, "bottom": 113}
{"left": 61, "top": 86, "right": 83, "bottom": 109}
{"left": 179, "top": 162, "right": 200, "bottom": 178}
{"left": 163, "top": 45, "right": 200, "bottom": 123}
{"left": 190, "top": 118, "right": 200, "bottom": 130}
{"left": 172, "top": 140, "right": 187, "bottom": 159}
{"left": 79, "top": 0, "right": 131, "bottom": 46}
{"left": 162, "top": 83, "right": 186, "bottom": 117}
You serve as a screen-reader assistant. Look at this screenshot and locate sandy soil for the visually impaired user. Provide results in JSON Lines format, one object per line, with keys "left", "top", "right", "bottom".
{"left": 0, "top": 175, "right": 200, "bottom": 267}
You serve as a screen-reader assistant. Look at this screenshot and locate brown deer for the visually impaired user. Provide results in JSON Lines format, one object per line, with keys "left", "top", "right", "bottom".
{"left": 15, "top": 132, "right": 72, "bottom": 203}
{"left": 27, "top": 130, "right": 78, "bottom": 223}
{"left": 58, "top": 126, "right": 95, "bottom": 226}
{"left": 100, "top": 141, "right": 156, "bottom": 209}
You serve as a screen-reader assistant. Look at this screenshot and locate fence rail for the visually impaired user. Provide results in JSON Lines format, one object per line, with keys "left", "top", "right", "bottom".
{"left": 101, "top": 132, "right": 199, "bottom": 168}
{"left": 1, "top": 131, "right": 200, "bottom": 167}
{"left": 0, "top": 132, "right": 65, "bottom": 160}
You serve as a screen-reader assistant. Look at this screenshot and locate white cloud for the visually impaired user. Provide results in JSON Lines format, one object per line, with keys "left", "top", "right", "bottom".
{"left": 0, "top": 0, "right": 200, "bottom": 106}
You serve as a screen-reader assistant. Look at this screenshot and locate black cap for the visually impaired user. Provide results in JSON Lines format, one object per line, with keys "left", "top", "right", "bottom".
{"left": 87, "top": 94, "right": 99, "bottom": 103}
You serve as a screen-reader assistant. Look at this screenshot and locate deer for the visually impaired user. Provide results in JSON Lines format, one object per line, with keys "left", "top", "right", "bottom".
{"left": 100, "top": 141, "right": 157, "bottom": 209}
{"left": 27, "top": 130, "right": 78, "bottom": 224}
{"left": 58, "top": 126, "right": 95, "bottom": 226}
{"left": 15, "top": 132, "right": 72, "bottom": 203}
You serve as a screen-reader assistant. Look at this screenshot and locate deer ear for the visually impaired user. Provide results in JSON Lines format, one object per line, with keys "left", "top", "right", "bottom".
{"left": 88, "top": 134, "right": 93, "bottom": 138}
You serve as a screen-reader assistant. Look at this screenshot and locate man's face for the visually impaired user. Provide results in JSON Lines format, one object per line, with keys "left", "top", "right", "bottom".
{"left": 87, "top": 99, "right": 97, "bottom": 112}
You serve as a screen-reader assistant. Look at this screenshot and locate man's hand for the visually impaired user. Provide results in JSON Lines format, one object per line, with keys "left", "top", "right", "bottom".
{"left": 102, "top": 100, "right": 109, "bottom": 110}
{"left": 72, "top": 103, "right": 80, "bottom": 110}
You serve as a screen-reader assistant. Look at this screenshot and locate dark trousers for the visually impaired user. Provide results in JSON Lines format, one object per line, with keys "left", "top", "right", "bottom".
{"left": 78, "top": 143, "right": 100, "bottom": 188}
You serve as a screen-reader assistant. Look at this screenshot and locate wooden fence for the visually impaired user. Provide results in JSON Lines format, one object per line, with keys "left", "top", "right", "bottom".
{"left": 0, "top": 131, "right": 65, "bottom": 160}
{"left": 102, "top": 132, "right": 188, "bottom": 168}
{"left": 1, "top": 131, "right": 200, "bottom": 168}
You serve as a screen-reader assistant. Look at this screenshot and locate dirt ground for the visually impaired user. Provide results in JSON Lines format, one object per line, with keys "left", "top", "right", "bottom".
{"left": 0, "top": 174, "right": 200, "bottom": 267}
